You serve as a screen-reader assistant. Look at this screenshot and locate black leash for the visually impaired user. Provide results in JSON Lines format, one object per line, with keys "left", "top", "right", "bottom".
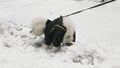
{"left": 63, "top": 0, "right": 116, "bottom": 18}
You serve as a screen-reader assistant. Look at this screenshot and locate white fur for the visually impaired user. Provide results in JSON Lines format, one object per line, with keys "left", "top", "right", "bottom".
{"left": 31, "top": 17, "right": 47, "bottom": 36}
{"left": 31, "top": 17, "right": 75, "bottom": 44}
{"left": 63, "top": 17, "right": 75, "bottom": 44}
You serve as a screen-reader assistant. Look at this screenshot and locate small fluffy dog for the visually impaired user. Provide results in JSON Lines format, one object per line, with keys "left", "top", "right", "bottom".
{"left": 30, "top": 16, "right": 76, "bottom": 52}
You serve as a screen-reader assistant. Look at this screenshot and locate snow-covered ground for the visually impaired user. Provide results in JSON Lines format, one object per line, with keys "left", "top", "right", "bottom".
{"left": 0, "top": 0, "right": 120, "bottom": 68}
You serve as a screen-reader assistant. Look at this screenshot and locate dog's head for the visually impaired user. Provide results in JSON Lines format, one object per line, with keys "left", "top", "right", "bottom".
{"left": 30, "top": 17, "right": 47, "bottom": 36}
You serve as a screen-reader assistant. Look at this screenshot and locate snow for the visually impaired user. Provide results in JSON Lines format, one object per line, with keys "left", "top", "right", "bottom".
{"left": 0, "top": 0, "right": 120, "bottom": 68}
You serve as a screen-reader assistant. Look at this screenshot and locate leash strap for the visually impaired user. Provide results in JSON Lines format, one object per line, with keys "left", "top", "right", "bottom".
{"left": 63, "top": 0, "right": 116, "bottom": 18}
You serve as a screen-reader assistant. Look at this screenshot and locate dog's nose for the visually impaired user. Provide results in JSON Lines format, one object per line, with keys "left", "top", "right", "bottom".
{"left": 30, "top": 31, "right": 32, "bottom": 33}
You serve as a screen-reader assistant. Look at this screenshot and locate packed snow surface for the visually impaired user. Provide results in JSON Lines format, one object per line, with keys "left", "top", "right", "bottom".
{"left": 0, "top": 0, "right": 120, "bottom": 68}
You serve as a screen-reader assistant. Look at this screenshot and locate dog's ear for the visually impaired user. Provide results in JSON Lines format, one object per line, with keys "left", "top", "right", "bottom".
{"left": 46, "top": 19, "right": 51, "bottom": 25}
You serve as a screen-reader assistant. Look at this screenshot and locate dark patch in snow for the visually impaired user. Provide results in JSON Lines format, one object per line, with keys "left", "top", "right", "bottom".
{"left": 3, "top": 42, "right": 11, "bottom": 48}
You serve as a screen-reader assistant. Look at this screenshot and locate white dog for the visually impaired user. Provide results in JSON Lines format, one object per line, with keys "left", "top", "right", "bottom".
{"left": 30, "top": 16, "right": 75, "bottom": 52}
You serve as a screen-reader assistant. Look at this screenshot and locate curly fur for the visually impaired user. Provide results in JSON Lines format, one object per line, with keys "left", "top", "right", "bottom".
{"left": 31, "top": 17, "right": 47, "bottom": 36}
